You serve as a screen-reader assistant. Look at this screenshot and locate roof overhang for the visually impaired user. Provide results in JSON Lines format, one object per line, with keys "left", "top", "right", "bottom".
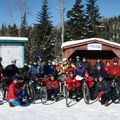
{"left": 61, "top": 38, "right": 120, "bottom": 49}
{"left": 0, "top": 36, "right": 28, "bottom": 43}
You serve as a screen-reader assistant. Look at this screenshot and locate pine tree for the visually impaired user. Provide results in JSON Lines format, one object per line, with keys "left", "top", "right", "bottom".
{"left": 21, "top": 12, "right": 28, "bottom": 37}
{"left": 34, "top": 0, "right": 54, "bottom": 60}
{"left": 65, "top": 0, "right": 86, "bottom": 41}
{"left": 85, "top": 0, "right": 101, "bottom": 37}
{"left": 7, "top": 24, "right": 18, "bottom": 36}
{"left": 0, "top": 25, "right": 7, "bottom": 36}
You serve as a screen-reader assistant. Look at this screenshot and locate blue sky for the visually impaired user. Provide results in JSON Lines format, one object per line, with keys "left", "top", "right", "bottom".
{"left": 0, "top": 0, "right": 120, "bottom": 27}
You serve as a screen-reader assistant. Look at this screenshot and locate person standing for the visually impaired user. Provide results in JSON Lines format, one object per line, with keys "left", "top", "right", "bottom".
{"left": 0, "top": 57, "right": 3, "bottom": 81}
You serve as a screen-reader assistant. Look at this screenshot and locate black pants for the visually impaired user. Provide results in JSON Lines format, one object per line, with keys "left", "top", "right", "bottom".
{"left": 47, "top": 89, "right": 59, "bottom": 100}
{"left": 69, "top": 87, "right": 80, "bottom": 99}
{"left": 100, "top": 92, "right": 111, "bottom": 105}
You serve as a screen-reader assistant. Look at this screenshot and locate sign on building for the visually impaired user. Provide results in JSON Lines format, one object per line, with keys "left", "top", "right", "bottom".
{"left": 0, "top": 37, "right": 28, "bottom": 68}
{"left": 87, "top": 43, "right": 102, "bottom": 50}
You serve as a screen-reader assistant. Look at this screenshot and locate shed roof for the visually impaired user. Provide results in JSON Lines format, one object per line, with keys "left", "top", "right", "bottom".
{"left": 61, "top": 38, "right": 120, "bottom": 49}
{"left": 0, "top": 36, "right": 28, "bottom": 42}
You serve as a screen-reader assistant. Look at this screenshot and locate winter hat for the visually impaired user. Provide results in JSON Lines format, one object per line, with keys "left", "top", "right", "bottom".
{"left": 62, "top": 58, "right": 67, "bottom": 62}
{"left": 13, "top": 74, "right": 24, "bottom": 81}
{"left": 76, "top": 56, "right": 80, "bottom": 59}
{"left": 84, "top": 70, "right": 89, "bottom": 74}
{"left": 112, "top": 57, "right": 119, "bottom": 63}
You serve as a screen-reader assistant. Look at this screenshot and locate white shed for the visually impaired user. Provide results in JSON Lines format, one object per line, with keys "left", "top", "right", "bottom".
{"left": 0, "top": 36, "right": 28, "bottom": 68}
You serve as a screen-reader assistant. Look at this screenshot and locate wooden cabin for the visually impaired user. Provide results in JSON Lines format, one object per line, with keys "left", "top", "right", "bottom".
{"left": 61, "top": 38, "right": 120, "bottom": 66}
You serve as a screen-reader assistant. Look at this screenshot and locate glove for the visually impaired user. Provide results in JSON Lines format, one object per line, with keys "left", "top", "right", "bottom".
{"left": 98, "top": 91, "right": 104, "bottom": 97}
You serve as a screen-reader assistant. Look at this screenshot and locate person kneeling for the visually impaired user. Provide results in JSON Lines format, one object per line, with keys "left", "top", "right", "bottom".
{"left": 7, "top": 74, "right": 29, "bottom": 107}
{"left": 96, "top": 76, "right": 111, "bottom": 106}
{"left": 65, "top": 71, "right": 80, "bottom": 102}
{"left": 45, "top": 74, "right": 60, "bottom": 101}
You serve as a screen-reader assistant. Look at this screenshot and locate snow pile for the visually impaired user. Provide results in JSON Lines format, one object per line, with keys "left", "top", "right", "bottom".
{"left": 0, "top": 99, "right": 120, "bottom": 120}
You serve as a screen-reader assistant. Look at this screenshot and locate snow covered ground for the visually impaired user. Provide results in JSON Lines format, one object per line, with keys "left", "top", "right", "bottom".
{"left": 0, "top": 99, "right": 120, "bottom": 120}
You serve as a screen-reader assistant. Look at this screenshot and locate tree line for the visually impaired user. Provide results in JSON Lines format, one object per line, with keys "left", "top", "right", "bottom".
{"left": 0, "top": 0, "right": 120, "bottom": 61}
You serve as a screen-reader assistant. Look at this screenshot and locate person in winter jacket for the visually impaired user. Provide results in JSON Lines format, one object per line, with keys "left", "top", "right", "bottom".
{"left": 28, "top": 61, "right": 39, "bottom": 77}
{"left": 106, "top": 57, "right": 120, "bottom": 102}
{"left": 106, "top": 57, "right": 120, "bottom": 77}
{"left": 3, "top": 59, "right": 20, "bottom": 99}
{"left": 55, "top": 61, "right": 63, "bottom": 75}
{"left": 0, "top": 57, "right": 3, "bottom": 81}
{"left": 94, "top": 58, "right": 105, "bottom": 68}
{"left": 22, "top": 61, "right": 30, "bottom": 74}
{"left": 44, "top": 74, "right": 59, "bottom": 101}
{"left": 37, "top": 57, "right": 46, "bottom": 78}
{"left": 75, "top": 63, "right": 85, "bottom": 77}
{"left": 75, "top": 56, "right": 82, "bottom": 66}
{"left": 84, "top": 70, "right": 95, "bottom": 100}
{"left": 3, "top": 59, "right": 19, "bottom": 78}
{"left": 96, "top": 76, "right": 111, "bottom": 106}
{"left": 44, "top": 60, "right": 56, "bottom": 76}
{"left": 93, "top": 64, "right": 108, "bottom": 81}
{"left": 7, "top": 74, "right": 28, "bottom": 107}
{"left": 61, "top": 58, "right": 68, "bottom": 72}
{"left": 65, "top": 71, "right": 80, "bottom": 101}
{"left": 65, "top": 61, "right": 76, "bottom": 77}
{"left": 82, "top": 57, "right": 92, "bottom": 75}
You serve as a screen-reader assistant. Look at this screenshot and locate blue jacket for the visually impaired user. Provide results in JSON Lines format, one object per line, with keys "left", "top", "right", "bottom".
{"left": 29, "top": 65, "right": 38, "bottom": 75}
{"left": 45, "top": 65, "right": 56, "bottom": 75}
{"left": 75, "top": 66, "right": 85, "bottom": 76}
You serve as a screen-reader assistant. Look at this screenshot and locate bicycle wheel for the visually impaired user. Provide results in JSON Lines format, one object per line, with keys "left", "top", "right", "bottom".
{"left": 64, "top": 85, "right": 69, "bottom": 107}
{"left": 0, "top": 89, "right": 3, "bottom": 103}
{"left": 26, "top": 86, "right": 36, "bottom": 103}
{"left": 114, "top": 82, "right": 120, "bottom": 103}
{"left": 41, "top": 87, "right": 47, "bottom": 104}
{"left": 35, "top": 84, "right": 41, "bottom": 100}
{"left": 82, "top": 82, "right": 90, "bottom": 104}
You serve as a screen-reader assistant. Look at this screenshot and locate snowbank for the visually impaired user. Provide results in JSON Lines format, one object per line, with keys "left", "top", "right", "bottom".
{"left": 0, "top": 99, "right": 120, "bottom": 120}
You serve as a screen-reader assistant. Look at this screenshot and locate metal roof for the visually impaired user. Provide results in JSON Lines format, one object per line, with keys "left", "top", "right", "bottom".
{"left": 62, "top": 38, "right": 120, "bottom": 49}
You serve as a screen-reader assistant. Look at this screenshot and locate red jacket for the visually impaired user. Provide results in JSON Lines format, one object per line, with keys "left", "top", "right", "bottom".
{"left": 65, "top": 67, "right": 76, "bottom": 76}
{"left": 45, "top": 79, "right": 59, "bottom": 90}
{"left": 84, "top": 77, "right": 94, "bottom": 88}
{"left": 107, "top": 65, "right": 120, "bottom": 77}
{"left": 65, "top": 77, "right": 80, "bottom": 91}
{"left": 7, "top": 81, "right": 21, "bottom": 100}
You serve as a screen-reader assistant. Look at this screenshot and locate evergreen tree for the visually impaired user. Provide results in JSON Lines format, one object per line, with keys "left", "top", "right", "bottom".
{"left": 0, "top": 25, "right": 7, "bottom": 36}
{"left": 85, "top": 0, "right": 101, "bottom": 37}
{"left": 7, "top": 24, "right": 18, "bottom": 36}
{"left": 65, "top": 0, "right": 85, "bottom": 41}
{"left": 34, "top": 0, "right": 54, "bottom": 60}
{"left": 21, "top": 12, "right": 28, "bottom": 37}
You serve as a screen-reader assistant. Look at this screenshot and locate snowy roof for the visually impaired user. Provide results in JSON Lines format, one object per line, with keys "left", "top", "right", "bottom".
{"left": 61, "top": 38, "right": 120, "bottom": 49}
{"left": 0, "top": 36, "right": 28, "bottom": 41}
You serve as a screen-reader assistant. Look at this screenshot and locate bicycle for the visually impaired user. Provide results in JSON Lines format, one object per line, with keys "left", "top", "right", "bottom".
{"left": 0, "top": 82, "right": 4, "bottom": 104}
{"left": 22, "top": 79, "right": 36, "bottom": 104}
{"left": 64, "top": 75, "right": 90, "bottom": 107}
{"left": 34, "top": 78, "right": 48, "bottom": 104}
{"left": 110, "top": 76, "right": 120, "bottom": 103}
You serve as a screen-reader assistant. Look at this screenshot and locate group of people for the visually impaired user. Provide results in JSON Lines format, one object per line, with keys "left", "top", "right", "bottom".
{"left": 0, "top": 55, "right": 120, "bottom": 107}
